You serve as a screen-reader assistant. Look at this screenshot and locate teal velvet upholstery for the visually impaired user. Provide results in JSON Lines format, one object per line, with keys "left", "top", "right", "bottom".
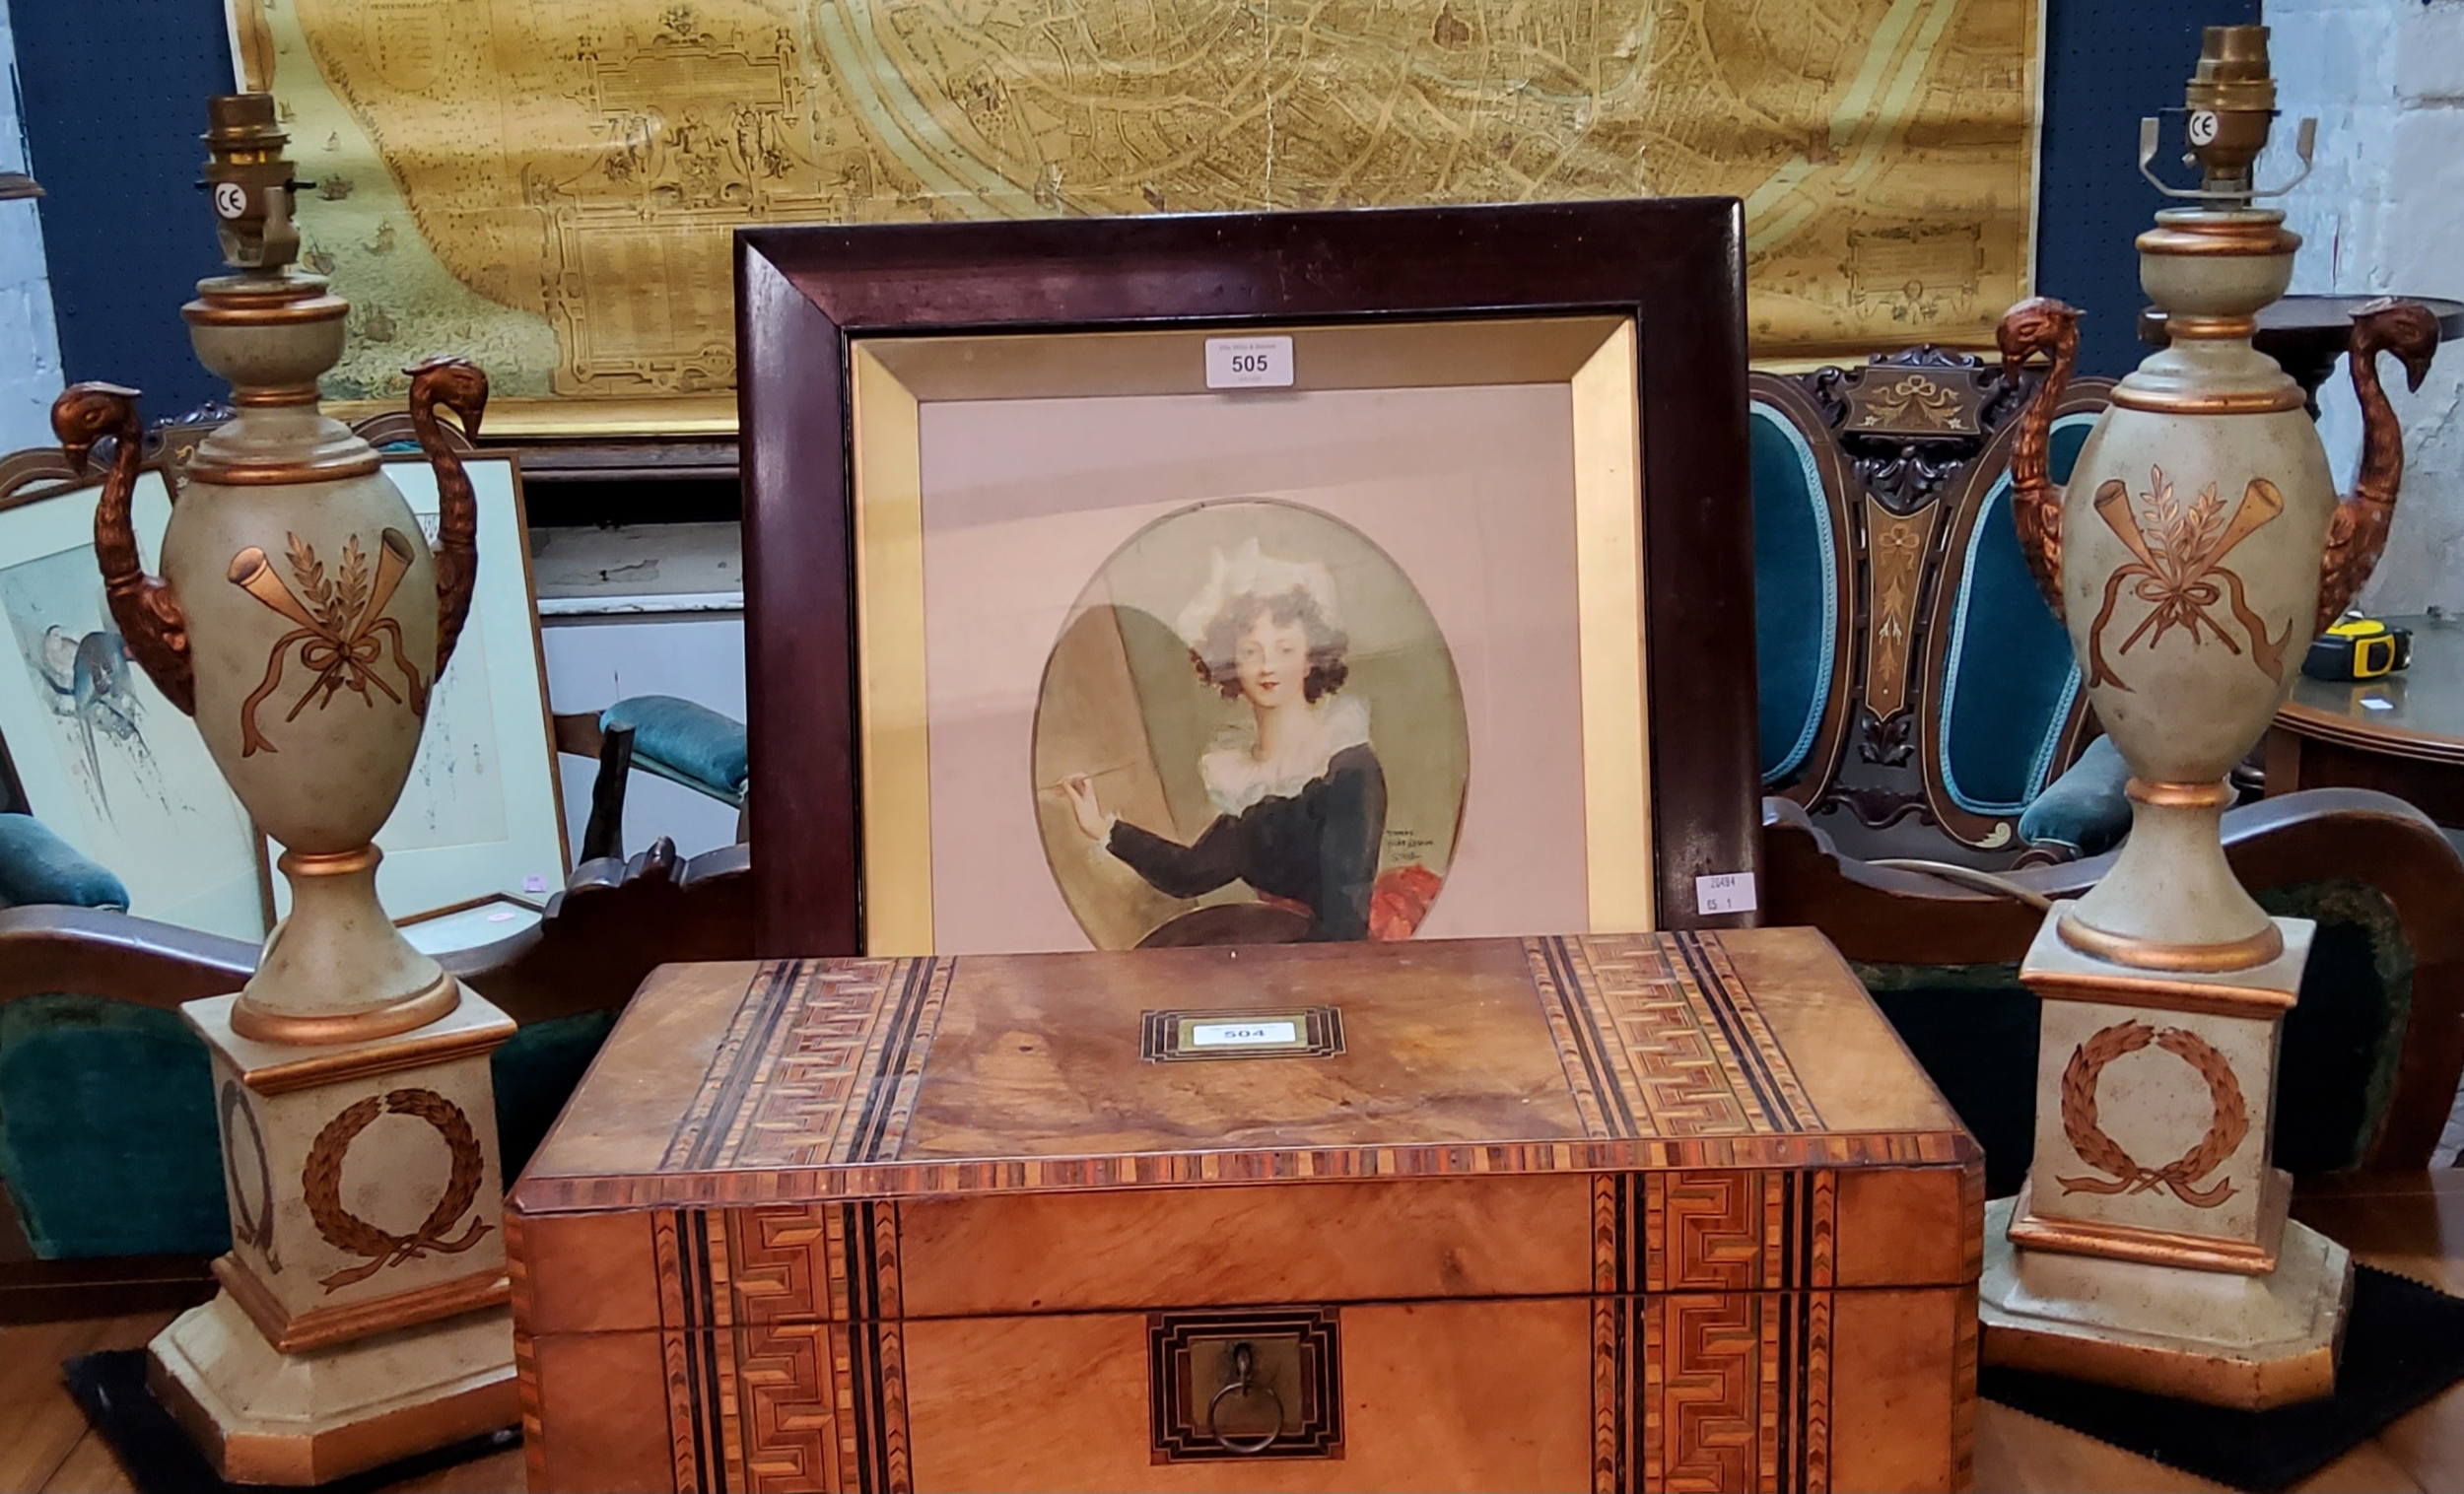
{"left": 0, "top": 997, "right": 624, "bottom": 1259}
{"left": 0, "top": 995, "right": 226, "bottom": 1256}
{"left": 492, "top": 1009, "right": 621, "bottom": 1184}
{"left": 1934, "top": 415, "right": 2096, "bottom": 817}
{"left": 603, "top": 694, "right": 749, "bottom": 807}
{"left": 2017, "top": 735, "right": 2133, "bottom": 856}
{"left": 1861, "top": 878, "right": 2411, "bottom": 1197}
{"left": 1750, "top": 403, "right": 1839, "bottom": 786}
{"left": 0, "top": 813, "right": 129, "bottom": 910}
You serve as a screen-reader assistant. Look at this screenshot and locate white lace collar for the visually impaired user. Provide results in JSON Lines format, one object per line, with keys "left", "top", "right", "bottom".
{"left": 1200, "top": 695, "right": 1372, "bottom": 816}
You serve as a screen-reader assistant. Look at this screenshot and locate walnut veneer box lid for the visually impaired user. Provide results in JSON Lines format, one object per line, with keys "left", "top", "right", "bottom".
{"left": 513, "top": 928, "right": 1977, "bottom": 1216}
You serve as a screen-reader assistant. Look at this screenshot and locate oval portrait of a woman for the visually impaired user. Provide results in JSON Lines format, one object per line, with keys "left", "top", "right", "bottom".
{"left": 1033, "top": 499, "right": 1469, "bottom": 950}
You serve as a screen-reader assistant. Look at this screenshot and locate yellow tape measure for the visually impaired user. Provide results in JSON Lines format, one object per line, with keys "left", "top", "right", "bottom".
{"left": 2302, "top": 617, "right": 2412, "bottom": 682}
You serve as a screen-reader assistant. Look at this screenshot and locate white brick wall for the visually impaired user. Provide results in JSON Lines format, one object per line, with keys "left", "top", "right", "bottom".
{"left": 0, "top": 4, "right": 58, "bottom": 452}
{"left": 2274, "top": 0, "right": 2464, "bottom": 613}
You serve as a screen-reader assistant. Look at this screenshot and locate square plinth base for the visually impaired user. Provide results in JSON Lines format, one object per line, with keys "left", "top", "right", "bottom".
{"left": 1979, "top": 1196, "right": 2353, "bottom": 1410}
{"left": 149, "top": 1290, "right": 517, "bottom": 1486}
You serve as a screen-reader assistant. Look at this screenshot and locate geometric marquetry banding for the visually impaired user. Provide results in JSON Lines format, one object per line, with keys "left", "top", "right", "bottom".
{"left": 1529, "top": 934, "right": 1823, "bottom": 1144}
{"left": 1591, "top": 1170, "right": 1836, "bottom": 1493}
{"left": 661, "top": 958, "right": 954, "bottom": 1177}
{"left": 659, "top": 1202, "right": 913, "bottom": 1493}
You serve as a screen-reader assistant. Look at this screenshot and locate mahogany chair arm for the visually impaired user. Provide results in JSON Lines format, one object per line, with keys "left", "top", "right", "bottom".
{"left": 0, "top": 838, "right": 757, "bottom": 1025}
{"left": 1763, "top": 789, "right": 2464, "bottom": 1169}
{"left": 0, "top": 906, "right": 252, "bottom": 1008}
{"left": 439, "top": 838, "right": 755, "bottom": 1024}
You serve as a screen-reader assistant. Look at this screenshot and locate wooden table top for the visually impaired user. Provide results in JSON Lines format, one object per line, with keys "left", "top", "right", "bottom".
{"left": 8, "top": 1170, "right": 2461, "bottom": 1493}
{"left": 2279, "top": 614, "right": 2464, "bottom": 767}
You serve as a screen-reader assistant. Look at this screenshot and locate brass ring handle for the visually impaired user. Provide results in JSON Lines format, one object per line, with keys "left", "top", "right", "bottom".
{"left": 1204, "top": 1342, "right": 1284, "bottom": 1455}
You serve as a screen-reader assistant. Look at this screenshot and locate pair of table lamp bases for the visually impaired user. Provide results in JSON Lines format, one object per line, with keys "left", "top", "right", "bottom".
{"left": 56, "top": 24, "right": 2442, "bottom": 1483}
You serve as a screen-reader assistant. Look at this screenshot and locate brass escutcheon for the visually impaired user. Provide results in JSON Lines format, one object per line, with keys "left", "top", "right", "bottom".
{"left": 1204, "top": 1341, "right": 1286, "bottom": 1455}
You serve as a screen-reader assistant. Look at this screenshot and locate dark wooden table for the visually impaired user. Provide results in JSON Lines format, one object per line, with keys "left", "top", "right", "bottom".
{"left": 2142, "top": 295, "right": 2464, "bottom": 417}
{"left": 2267, "top": 613, "right": 2464, "bottom": 828}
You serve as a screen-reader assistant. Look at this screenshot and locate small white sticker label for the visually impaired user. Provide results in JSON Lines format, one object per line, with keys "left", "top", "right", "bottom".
{"left": 1695, "top": 871, "right": 1757, "bottom": 916}
{"left": 212, "top": 181, "right": 248, "bottom": 220}
{"left": 2187, "top": 109, "right": 2221, "bottom": 147}
{"left": 523, "top": 875, "right": 548, "bottom": 893}
{"left": 2362, "top": 697, "right": 2396, "bottom": 712}
{"left": 1204, "top": 336, "right": 1294, "bottom": 389}
{"left": 1190, "top": 1019, "right": 1300, "bottom": 1048}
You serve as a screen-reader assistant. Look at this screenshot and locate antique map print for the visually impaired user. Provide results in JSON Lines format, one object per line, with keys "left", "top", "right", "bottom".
{"left": 240, "top": 0, "right": 2040, "bottom": 421}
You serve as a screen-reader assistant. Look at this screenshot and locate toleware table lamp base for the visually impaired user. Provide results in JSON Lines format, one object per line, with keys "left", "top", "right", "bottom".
{"left": 1976, "top": 25, "right": 2439, "bottom": 1410}
{"left": 1977, "top": 917, "right": 2350, "bottom": 1407}
{"left": 57, "top": 95, "right": 518, "bottom": 1482}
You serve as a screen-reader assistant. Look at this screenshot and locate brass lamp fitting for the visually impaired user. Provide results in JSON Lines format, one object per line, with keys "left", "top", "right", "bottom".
{"left": 2183, "top": 25, "right": 2276, "bottom": 202}
{"left": 2137, "top": 23, "right": 2313, "bottom": 206}
{"left": 202, "top": 94, "right": 301, "bottom": 273}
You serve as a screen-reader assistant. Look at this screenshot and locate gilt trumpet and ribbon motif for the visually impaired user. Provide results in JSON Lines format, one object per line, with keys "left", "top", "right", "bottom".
{"left": 2084, "top": 466, "right": 2290, "bottom": 693}
{"left": 229, "top": 529, "right": 431, "bottom": 756}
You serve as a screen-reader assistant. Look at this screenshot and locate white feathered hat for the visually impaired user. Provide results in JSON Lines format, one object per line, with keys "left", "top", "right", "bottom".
{"left": 1173, "top": 538, "right": 1340, "bottom": 653}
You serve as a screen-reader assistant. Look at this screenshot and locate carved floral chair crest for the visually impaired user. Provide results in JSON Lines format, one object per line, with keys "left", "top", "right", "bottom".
{"left": 1752, "top": 347, "right": 2119, "bottom": 864}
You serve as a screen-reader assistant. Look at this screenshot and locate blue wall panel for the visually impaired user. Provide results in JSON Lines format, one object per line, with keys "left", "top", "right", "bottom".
{"left": 12, "top": 0, "right": 234, "bottom": 418}
{"left": 2038, "top": 0, "right": 2266, "bottom": 378}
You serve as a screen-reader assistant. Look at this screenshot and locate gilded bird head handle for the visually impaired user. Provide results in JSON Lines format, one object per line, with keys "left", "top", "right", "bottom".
{"left": 53, "top": 382, "right": 196, "bottom": 715}
{"left": 2316, "top": 299, "right": 2442, "bottom": 633}
{"left": 404, "top": 356, "right": 490, "bottom": 682}
{"left": 1996, "top": 297, "right": 2085, "bottom": 624}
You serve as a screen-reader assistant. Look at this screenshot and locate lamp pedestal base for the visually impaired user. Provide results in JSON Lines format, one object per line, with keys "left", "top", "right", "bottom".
{"left": 148, "top": 1292, "right": 517, "bottom": 1486}
{"left": 143, "top": 988, "right": 519, "bottom": 1484}
{"left": 1979, "top": 1195, "right": 2352, "bottom": 1409}
{"left": 1981, "top": 910, "right": 2353, "bottom": 1410}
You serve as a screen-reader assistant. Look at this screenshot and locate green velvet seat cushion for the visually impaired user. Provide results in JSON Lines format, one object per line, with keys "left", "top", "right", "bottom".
{"left": 0, "top": 813, "right": 129, "bottom": 911}
{"left": 493, "top": 1009, "right": 620, "bottom": 1184}
{"left": 1750, "top": 404, "right": 1839, "bottom": 787}
{"left": 1934, "top": 416, "right": 2095, "bottom": 817}
{"left": 0, "top": 997, "right": 621, "bottom": 1259}
{"left": 0, "top": 995, "right": 225, "bottom": 1257}
{"left": 1862, "top": 879, "right": 2412, "bottom": 1198}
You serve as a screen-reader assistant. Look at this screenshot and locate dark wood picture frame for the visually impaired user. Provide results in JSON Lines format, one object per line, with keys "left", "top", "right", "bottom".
{"left": 737, "top": 199, "right": 1756, "bottom": 957}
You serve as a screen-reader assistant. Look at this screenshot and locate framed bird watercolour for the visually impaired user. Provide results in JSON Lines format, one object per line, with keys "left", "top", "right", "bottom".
{"left": 0, "top": 463, "right": 263, "bottom": 937}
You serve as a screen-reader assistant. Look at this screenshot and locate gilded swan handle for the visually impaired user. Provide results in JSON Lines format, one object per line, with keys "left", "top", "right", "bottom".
{"left": 53, "top": 382, "right": 195, "bottom": 715}
{"left": 1996, "top": 297, "right": 2085, "bottom": 625}
{"left": 404, "top": 356, "right": 490, "bottom": 680}
{"left": 2316, "top": 299, "right": 2441, "bottom": 632}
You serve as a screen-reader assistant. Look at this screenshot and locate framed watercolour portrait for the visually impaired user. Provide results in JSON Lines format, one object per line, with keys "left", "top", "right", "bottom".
{"left": 0, "top": 466, "right": 262, "bottom": 938}
{"left": 259, "top": 452, "right": 568, "bottom": 925}
{"left": 739, "top": 200, "right": 1757, "bottom": 957}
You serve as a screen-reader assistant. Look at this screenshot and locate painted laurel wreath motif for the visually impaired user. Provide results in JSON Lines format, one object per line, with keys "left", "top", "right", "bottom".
{"left": 303, "top": 1087, "right": 491, "bottom": 1292}
{"left": 2086, "top": 466, "right": 2293, "bottom": 693}
{"left": 229, "top": 528, "right": 431, "bottom": 757}
{"left": 218, "top": 1079, "right": 279, "bottom": 1270}
{"left": 2058, "top": 1019, "right": 2251, "bottom": 1207}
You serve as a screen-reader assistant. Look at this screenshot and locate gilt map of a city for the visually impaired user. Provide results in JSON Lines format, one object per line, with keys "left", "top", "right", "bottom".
{"left": 240, "top": 0, "right": 2041, "bottom": 426}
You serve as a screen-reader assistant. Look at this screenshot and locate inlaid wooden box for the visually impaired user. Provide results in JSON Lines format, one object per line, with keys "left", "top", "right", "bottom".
{"left": 509, "top": 929, "right": 1982, "bottom": 1493}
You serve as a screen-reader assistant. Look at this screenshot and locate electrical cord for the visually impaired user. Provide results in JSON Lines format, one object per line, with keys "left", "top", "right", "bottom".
{"left": 1865, "top": 857, "right": 2057, "bottom": 913}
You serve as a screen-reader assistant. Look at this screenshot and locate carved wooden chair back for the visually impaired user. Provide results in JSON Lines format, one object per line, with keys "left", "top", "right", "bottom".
{"left": 1752, "top": 349, "right": 2116, "bottom": 863}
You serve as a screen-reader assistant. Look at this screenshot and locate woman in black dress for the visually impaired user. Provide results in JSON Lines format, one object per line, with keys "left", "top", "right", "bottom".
{"left": 1061, "top": 543, "right": 1387, "bottom": 941}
